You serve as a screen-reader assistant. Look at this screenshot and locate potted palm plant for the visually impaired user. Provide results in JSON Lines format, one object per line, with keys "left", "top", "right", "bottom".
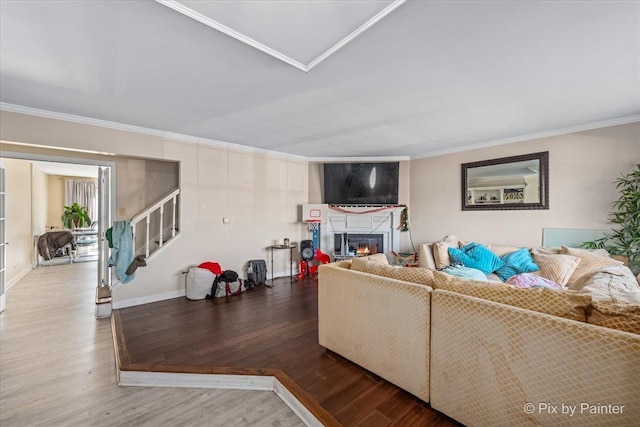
{"left": 61, "top": 202, "right": 91, "bottom": 229}
{"left": 583, "top": 164, "right": 640, "bottom": 275}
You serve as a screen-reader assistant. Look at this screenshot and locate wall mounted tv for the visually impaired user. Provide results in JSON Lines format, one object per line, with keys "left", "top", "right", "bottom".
{"left": 323, "top": 162, "right": 399, "bottom": 205}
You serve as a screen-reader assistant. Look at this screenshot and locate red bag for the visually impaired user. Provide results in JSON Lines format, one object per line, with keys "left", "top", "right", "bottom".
{"left": 198, "top": 262, "right": 223, "bottom": 275}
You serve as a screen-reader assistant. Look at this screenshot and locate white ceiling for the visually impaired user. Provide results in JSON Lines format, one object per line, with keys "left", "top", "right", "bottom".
{"left": 1, "top": 1, "right": 638, "bottom": 159}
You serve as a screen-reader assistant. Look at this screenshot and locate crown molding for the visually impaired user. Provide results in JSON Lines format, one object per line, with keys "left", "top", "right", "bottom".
{"left": 155, "top": 0, "right": 406, "bottom": 73}
{"left": 0, "top": 103, "right": 308, "bottom": 162}
{"left": 412, "top": 115, "right": 640, "bottom": 160}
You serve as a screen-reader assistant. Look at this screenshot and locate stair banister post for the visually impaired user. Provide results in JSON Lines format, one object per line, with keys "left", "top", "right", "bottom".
{"left": 172, "top": 195, "right": 177, "bottom": 238}
{"left": 145, "top": 215, "right": 150, "bottom": 259}
{"left": 159, "top": 204, "right": 164, "bottom": 248}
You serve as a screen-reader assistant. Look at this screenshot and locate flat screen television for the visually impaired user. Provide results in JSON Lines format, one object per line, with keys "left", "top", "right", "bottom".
{"left": 323, "top": 162, "right": 399, "bottom": 205}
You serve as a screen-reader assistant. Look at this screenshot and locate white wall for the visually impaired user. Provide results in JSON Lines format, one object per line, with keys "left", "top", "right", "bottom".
{"left": 31, "top": 164, "right": 48, "bottom": 235}
{"left": 4, "top": 158, "right": 33, "bottom": 289}
{"left": 409, "top": 122, "right": 640, "bottom": 248}
{"left": 0, "top": 111, "right": 309, "bottom": 307}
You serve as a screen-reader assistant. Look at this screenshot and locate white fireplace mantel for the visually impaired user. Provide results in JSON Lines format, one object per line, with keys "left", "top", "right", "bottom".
{"left": 302, "top": 204, "right": 404, "bottom": 258}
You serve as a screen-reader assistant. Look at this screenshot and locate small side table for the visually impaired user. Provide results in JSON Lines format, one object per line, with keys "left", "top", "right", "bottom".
{"left": 270, "top": 244, "right": 297, "bottom": 284}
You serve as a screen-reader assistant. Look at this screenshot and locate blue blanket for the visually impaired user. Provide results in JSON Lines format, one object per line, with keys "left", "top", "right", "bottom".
{"left": 107, "top": 220, "right": 136, "bottom": 283}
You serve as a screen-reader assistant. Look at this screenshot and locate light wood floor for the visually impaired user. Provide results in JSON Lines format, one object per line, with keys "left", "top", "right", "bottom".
{"left": 0, "top": 262, "right": 303, "bottom": 427}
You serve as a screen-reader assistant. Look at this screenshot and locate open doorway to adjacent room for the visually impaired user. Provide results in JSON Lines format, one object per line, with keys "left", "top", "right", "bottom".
{"left": 0, "top": 154, "right": 114, "bottom": 316}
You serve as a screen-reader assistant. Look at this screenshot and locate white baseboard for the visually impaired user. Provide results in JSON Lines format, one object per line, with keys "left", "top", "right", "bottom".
{"left": 112, "top": 289, "right": 185, "bottom": 309}
{"left": 6, "top": 265, "right": 33, "bottom": 291}
{"left": 119, "top": 371, "right": 275, "bottom": 390}
{"left": 274, "top": 378, "right": 324, "bottom": 427}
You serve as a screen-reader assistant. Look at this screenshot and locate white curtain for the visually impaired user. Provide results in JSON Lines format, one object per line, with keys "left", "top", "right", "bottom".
{"left": 64, "top": 179, "right": 97, "bottom": 225}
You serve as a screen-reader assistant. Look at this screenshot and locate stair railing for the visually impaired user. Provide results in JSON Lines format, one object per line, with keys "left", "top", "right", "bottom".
{"left": 130, "top": 188, "right": 180, "bottom": 260}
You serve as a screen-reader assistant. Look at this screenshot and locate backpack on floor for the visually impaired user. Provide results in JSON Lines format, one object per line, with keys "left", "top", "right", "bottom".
{"left": 246, "top": 259, "right": 267, "bottom": 288}
{"left": 206, "top": 270, "right": 246, "bottom": 298}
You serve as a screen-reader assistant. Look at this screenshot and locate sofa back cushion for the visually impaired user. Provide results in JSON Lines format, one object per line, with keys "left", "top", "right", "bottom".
{"left": 363, "top": 262, "right": 435, "bottom": 287}
{"left": 433, "top": 271, "right": 591, "bottom": 322}
{"left": 459, "top": 241, "right": 520, "bottom": 257}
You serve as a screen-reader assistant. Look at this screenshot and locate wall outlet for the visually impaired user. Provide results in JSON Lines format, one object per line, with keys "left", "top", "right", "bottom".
{"left": 118, "top": 207, "right": 127, "bottom": 216}
{"left": 222, "top": 217, "right": 232, "bottom": 224}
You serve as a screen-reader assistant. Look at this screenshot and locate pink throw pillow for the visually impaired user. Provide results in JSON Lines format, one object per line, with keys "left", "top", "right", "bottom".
{"left": 507, "top": 273, "right": 561, "bottom": 290}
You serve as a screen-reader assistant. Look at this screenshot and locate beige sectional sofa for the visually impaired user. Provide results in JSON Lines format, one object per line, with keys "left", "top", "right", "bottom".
{"left": 317, "top": 246, "right": 640, "bottom": 426}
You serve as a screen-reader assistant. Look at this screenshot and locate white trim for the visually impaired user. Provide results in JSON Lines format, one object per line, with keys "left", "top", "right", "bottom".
{"left": 412, "top": 115, "right": 640, "bottom": 159}
{"left": 0, "top": 294, "right": 5, "bottom": 314}
{"left": 112, "top": 289, "right": 185, "bottom": 309}
{"left": 155, "top": 0, "right": 406, "bottom": 73}
{"left": 119, "top": 371, "right": 275, "bottom": 390}
{"left": 5, "top": 265, "right": 32, "bottom": 292}
{"left": 273, "top": 379, "right": 324, "bottom": 427}
{"left": 3, "top": 103, "right": 637, "bottom": 162}
{"left": 306, "top": 0, "right": 406, "bottom": 72}
{"left": 0, "top": 103, "right": 308, "bottom": 162}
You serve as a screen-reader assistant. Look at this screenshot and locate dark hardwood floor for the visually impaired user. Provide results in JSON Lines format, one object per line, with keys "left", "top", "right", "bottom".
{"left": 114, "top": 277, "right": 461, "bottom": 426}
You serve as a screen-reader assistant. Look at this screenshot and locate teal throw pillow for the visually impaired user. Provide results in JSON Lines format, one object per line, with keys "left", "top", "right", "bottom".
{"left": 448, "top": 242, "right": 505, "bottom": 274}
{"left": 495, "top": 248, "right": 539, "bottom": 281}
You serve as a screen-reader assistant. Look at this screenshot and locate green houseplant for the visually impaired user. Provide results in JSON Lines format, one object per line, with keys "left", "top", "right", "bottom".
{"left": 61, "top": 202, "right": 91, "bottom": 229}
{"left": 582, "top": 164, "right": 640, "bottom": 275}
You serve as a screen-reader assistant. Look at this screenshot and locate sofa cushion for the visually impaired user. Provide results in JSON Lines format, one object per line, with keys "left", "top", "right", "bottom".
{"left": 506, "top": 273, "right": 561, "bottom": 290}
{"left": 433, "top": 271, "right": 591, "bottom": 322}
{"left": 350, "top": 254, "right": 389, "bottom": 272}
{"left": 494, "top": 248, "right": 539, "bottom": 281}
{"left": 459, "top": 241, "right": 520, "bottom": 257}
{"left": 561, "top": 246, "right": 624, "bottom": 285}
{"left": 531, "top": 247, "right": 610, "bottom": 257}
{"left": 531, "top": 253, "right": 581, "bottom": 287}
{"left": 448, "top": 242, "right": 505, "bottom": 274}
{"left": 362, "top": 262, "right": 435, "bottom": 287}
{"left": 433, "top": 235, "right": 460, "bottom": 270}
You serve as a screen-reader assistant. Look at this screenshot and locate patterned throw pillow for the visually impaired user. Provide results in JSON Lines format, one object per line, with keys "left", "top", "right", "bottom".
{"left": 561, "top": 246, "right": 623, "bottom": 285}
{"left": 432, "top": 271, "right": 591, "bottom": 322}
{"left": 494, "top": 248, "right": 539, "bottom": 281}
{"left": 531, "top": 253, "right": 581, "bottom": 287}
{"left": 448, "top": 242, "right": 505, "bottom": 274}
{"left": 506, "top": 273, "right": 561, "bottom": 290}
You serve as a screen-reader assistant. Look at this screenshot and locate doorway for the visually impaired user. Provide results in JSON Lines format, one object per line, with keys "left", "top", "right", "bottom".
{"left": 0, "top": 152, "right": 115, "bottom": 316}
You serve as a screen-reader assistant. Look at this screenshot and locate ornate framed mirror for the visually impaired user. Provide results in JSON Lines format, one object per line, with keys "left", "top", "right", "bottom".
{"left": 462, "top": 151, "right": 549, "bottom": 211}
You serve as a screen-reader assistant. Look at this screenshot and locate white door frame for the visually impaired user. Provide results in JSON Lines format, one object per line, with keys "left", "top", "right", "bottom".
{"left": 0, "top": 159, "right": 5, "bottom": 313}
{"left": 0, "top": 151, "right": 116, "bottom": 307}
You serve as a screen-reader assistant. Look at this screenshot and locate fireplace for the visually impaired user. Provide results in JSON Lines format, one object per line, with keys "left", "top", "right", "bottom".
{"left": 334, "top": 233, "right": 384, "bottom": 256}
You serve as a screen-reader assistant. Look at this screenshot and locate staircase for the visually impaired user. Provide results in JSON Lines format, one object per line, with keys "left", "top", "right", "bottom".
{"left": 97, "top": 188, "right": 180, "bottom": 317}
{"left": 130, "top": 188, "right": 180, "bottom": 261}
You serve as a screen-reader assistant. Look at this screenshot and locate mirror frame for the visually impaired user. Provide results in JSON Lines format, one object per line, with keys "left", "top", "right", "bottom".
{"left": 461, "top": 151, "right": 549, "bottom": 211}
